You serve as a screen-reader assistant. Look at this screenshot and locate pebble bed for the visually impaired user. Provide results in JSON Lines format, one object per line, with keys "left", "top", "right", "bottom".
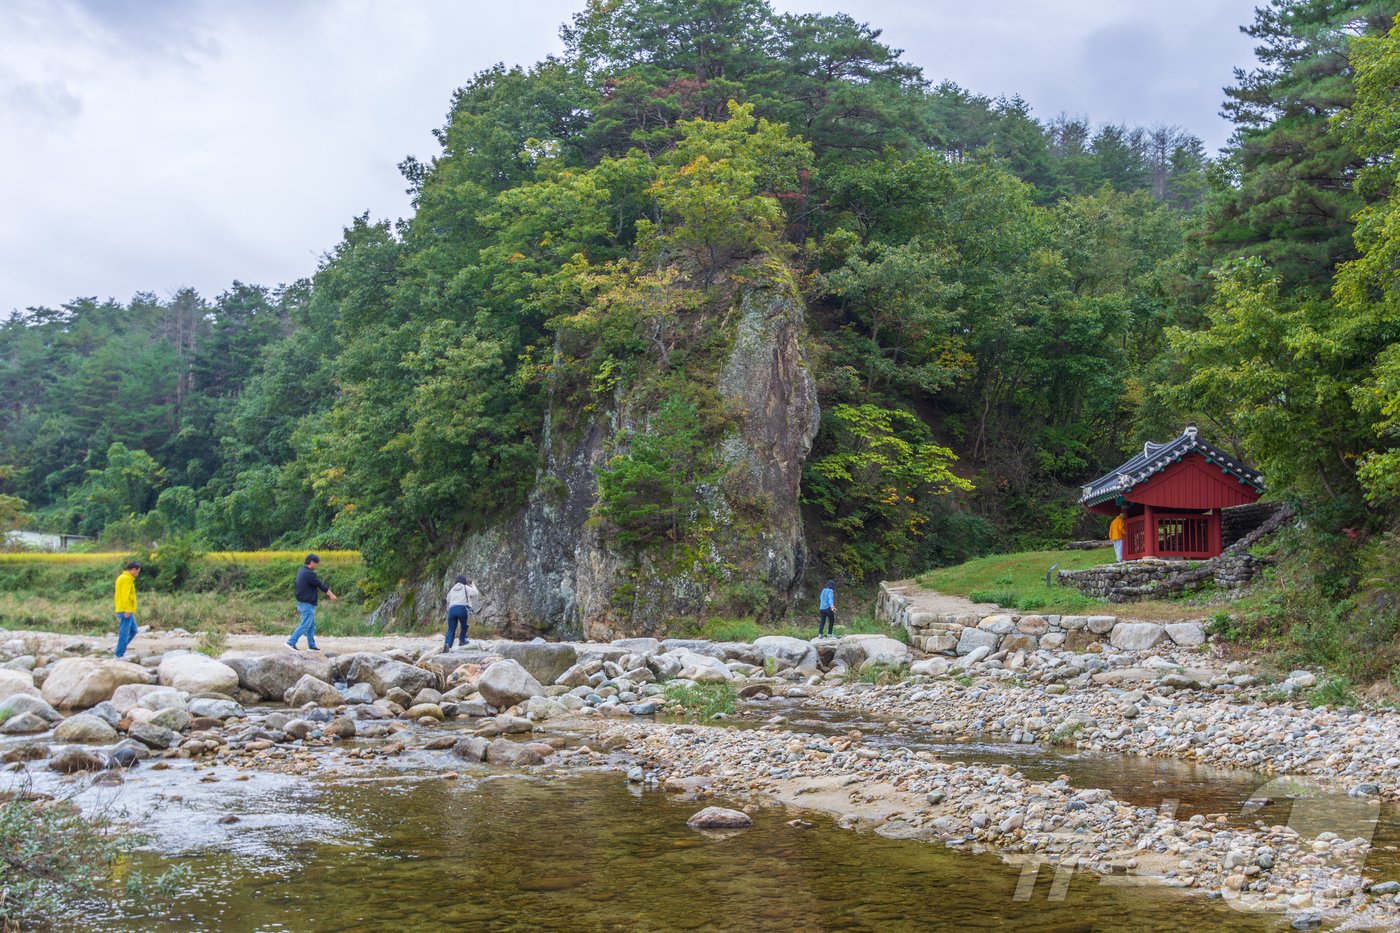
{"left": 605, "top": 720, "right": 1400, "bottom": 930}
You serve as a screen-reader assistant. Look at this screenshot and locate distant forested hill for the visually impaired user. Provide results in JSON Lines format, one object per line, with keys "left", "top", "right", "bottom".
{"left": 2, "top": 0, "right": 1396, "bottom": 636}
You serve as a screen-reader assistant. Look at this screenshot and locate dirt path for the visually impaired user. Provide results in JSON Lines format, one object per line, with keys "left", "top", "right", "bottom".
{"left": 880, "top": 579, "right": 1000, "bottom": 616}
{"left": 881, "top": 577, "right": 1206, "bottom": 624}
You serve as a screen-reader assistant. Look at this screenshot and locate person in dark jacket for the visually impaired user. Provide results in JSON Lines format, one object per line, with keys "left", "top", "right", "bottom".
{"left": 287, "top": 553, "right": 337, "bottom": 651}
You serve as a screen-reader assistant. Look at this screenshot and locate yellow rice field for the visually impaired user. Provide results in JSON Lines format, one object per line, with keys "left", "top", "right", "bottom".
{"left": 0, "top": 550, "right": 362, "bottom": 565}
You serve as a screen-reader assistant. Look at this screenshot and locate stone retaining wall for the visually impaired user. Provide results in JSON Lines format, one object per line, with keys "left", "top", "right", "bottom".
{"left": 1221, "top": 502, "right": 1280, "bottom": 549}
{"left": 1055, "top": 504, "right": 1293, "bottom": 603}
{"left": 875, "top": 582, "right": 1205, "bottom": 658}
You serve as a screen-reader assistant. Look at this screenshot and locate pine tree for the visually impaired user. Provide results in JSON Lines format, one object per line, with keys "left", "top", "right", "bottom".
{"left": 1204, "top": 0, "right": 1400, "bottom": 288}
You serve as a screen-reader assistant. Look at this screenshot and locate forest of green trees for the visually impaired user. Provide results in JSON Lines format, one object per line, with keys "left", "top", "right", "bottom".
{"left": 1, "top": 1, "right": 1397, "bottom": 625}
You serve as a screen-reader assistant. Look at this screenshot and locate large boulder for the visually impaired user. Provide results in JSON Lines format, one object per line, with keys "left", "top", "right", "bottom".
{"left": 111, "top": 683, "right": 167, "bottom": 714}
{"left": 224, "top": 653, "right": 334, "bottom": 701}
{"left": 490, "top": 643, "right": 578, "bottom": 687}
{"left": 134, "top": 688, "right": 187, "bottom": 712}
{"left": 419, "top": 650, "right": 495, "bottom": 677}
{"left": 554, "top": 660, "right": 602, "bottom": 688}
{"left": 87, "top": 701, "right": 123, "bottom": 728}
{"left": 41, "top": 659, "right": 152, "bottom": 710}
{"left": 452, "top": 735, "right": 491, "bottom": 761}
{"left": 188, "top": 698, "right": 243, "bottom": 720}
{"left": 573, "top": 644, "right": 630, "bottom": 666}
{"left": 1109, "top": 623, "right": 1167, "bottom": 651}
{"left": 476, "top": 660, "right": 544, "bottom": 709}
{"left": 342, "top": 683, "right": 376, "bottom": 705}
{"left": 0, "top": 712, "right": 50, "bottom": 734}
{"left": 284, "top": 674, "right": 343, "bottom": 708}
{"left": 53, "top": 714, "right": 119, "bottom": 743}
{"left": 955, "top": 628, "right": 999, "bottom": 656}
{"left": 1165, "top": 622, "right": 1206, "bottom": 647}
{"left": 0, "top": 669, "right": 40, "bottom": 701}
{"left": 687, "top": 806, "right": 753, "bottom": 829}
{"left": 485, "top": 737, "right": 544, "bottom": 766}
{"left": 346, "top": 656, "right": 437, "bottom": 698}
{"left": 648, "top": 653, "right": 685, "bottom": 681}
{"left": 834, "top": 635, "right": 911, "bottom": 671}
{"left": 157, "top": 654, "right": 240, "bottom": 695}
{"left": 751, "top": 636, "right": 819, "bottom": 672}
{"left": 0, "top": 694, "right": 62, "bottom": 723}
{"left": 147, "top": 708, "right": 190, "bottom": 732}
{"left": 667, "top": 650, "right": 732, "bottom": 681}
{"left": 611, "top": 638, "right": 661, "bottom": 655}
{"left": 128, "top": 722, "right": 177, "bottom": 749}
{"left": 49, "top": 747, "right": 106, "bottom": 773}
{"left": 910, "top": 657, "right": 952, "bottom": 677}
{"left": 660, "top": 640, "right": 729, "bottom": 660}
{"left": 716, "top": 643, "right": 762, "bottom": 666}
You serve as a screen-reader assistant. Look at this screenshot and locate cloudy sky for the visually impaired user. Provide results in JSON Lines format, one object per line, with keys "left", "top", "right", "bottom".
{"left": 0, "top": 0, "right": 1261, "bottom": 316}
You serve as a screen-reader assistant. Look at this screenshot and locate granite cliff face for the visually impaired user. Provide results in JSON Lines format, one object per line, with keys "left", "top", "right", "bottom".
{"left": 374, "top": 283, "right": 819, "bottom": 639}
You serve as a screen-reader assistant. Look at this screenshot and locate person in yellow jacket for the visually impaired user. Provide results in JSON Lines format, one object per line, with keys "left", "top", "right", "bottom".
{"left": 1108, "top": 510, "right": 1127, "bottom": 562}
{"left": 113, "top": 560, "right": 142, "bottom": 658}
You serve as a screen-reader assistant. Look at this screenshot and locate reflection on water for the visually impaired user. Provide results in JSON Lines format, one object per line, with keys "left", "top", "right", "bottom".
{"left": 747, "top": 701, "right": 1291, "bottom": 818}
{"left": 67, "top": 768, "right": 1289, "bottom": 932}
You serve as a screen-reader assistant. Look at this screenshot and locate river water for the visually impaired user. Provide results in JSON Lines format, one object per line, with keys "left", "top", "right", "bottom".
{"left": 62, "top": 764, "right": 1289, "bottom": 933}
{"left": 19, "top": 692, "right": 1400, "bottom": 930}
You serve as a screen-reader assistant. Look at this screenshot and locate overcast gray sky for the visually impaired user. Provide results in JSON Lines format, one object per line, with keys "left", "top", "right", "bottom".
{"left": 0, "top": 0, "right": 1261, "bottom": 316}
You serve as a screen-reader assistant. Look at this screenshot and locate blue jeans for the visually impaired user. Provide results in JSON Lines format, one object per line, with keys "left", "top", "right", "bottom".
{"left": 288, "top": 602, "right": 318, "bottom": 648}
{"left": 114, "top": 613, "right": 137, "bottom": 657}
{"left": 445, "top": 606, "right": 470, "bottom": 648}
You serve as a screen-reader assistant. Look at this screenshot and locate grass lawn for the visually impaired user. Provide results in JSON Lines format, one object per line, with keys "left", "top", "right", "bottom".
{"left": 671, "top": 613, "right": 906, "bottom": 643}
{"left": 0, "top": 592, "right": 381, "bottom": 639}
{"left": 916, "top": 548, "right": 1214, "bottom": 621}
{"left": 0, "top": 550, "right": 383, "bottom": 639}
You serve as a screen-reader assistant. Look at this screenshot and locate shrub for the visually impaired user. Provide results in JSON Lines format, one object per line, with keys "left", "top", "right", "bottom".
{"left": 846, "top": 662, "right": 903, "bottom": 686}
{"left": 1049, "top": 721, "right": 1085, "bottom": 745}
{"left": 1307, "top": 673, "right": 1355, "bottom": 708}
{"left": 717, "top": 581, "right": 771, "bottom": 617}
{"left": 693, "top": 618, "right": 762, "bottom": 642}
{"left": 840, "top": 614, "right": 907, "bottom": 642}
{"left": 136, "top": 533, "right": 204, "bottom": 592}
{"left": 1205, "top": 611, "right": 1240, "bottom": 641}
{"left": 0, "top": 791, "right": 187, "bottom": 928}
{"left": 195, "top": 628, "right": 228, "bottom": 657}
{"left": 663, "top": 682, "right": 737, "bottom": 719}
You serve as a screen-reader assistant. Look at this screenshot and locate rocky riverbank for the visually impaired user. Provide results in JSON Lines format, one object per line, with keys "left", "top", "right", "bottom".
{"left": 600, "top": 720, "right": 1399, "bottom": 929}
{"left": 822, "top": 651, "right": 1400, "bottom": 800}
{"left": 2, "top": 626, "right": 1398, "bottom": 929}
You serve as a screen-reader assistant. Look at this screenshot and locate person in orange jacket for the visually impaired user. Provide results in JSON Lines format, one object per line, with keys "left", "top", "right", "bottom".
{"left": 113, "top": 560, "right": 141, "bottom": 657}
{"left": 1109, "top": 510, "right": 1127, "bottom": 562}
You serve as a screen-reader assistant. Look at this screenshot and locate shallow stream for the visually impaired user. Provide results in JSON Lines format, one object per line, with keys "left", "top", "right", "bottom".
{"left": 12, "top": 695, "right": 1400, "bottom": 930}
{"left": 61, "top": 766, "right": 1289, "bottom": 932}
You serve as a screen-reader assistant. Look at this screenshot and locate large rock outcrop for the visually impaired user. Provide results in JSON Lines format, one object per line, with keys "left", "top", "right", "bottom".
{"left": 374, "top": 282, "right": 820, "bottom": 639}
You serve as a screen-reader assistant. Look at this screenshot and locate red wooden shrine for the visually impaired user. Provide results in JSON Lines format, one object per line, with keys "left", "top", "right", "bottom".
{"left": 1079, "top": 426, "right": 1264, "bottom": 561}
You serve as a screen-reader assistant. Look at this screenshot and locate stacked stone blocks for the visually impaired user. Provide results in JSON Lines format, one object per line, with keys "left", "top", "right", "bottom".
{"left": 876, "top": 583, "right": 1205, "bottom": 657}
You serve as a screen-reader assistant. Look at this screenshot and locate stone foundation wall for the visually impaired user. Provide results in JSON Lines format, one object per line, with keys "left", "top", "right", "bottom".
{"left": 1221, "top": 502, "right": 1281, "bottom": 549}
{"left": 1055, "top": 504, "right": 1293, "bottom": 603}
{"left": 875, "top": 583, "right": 1205, "bottom": 658}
